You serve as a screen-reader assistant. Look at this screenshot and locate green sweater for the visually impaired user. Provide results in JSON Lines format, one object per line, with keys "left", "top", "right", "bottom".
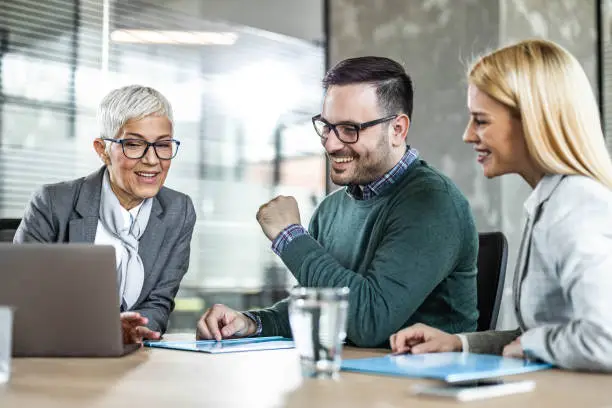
{"left": 254, "top": 159, "right": 478, "bottom": 348}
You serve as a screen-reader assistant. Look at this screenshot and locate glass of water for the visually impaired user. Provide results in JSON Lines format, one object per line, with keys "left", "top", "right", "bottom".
{"left": 288, "top": 287, "right": 349, "bottom": 379}
{"left": 0, "top": 306, "right": 13, "bottom": 384}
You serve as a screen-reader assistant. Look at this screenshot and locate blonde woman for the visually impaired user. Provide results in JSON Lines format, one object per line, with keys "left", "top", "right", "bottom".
{"left": 389, "top": 39, "right": 612, "bottom": 371}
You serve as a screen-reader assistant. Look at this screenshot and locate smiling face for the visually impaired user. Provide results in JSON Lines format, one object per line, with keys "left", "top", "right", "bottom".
{"left": 463, "top": 84, "right": 539, "bottom": 183}
{"left": 320, "top": 84, "right": 407, "bottom": 186}
{"left": 93, "top": 115, "right": 173, "bottom": 209}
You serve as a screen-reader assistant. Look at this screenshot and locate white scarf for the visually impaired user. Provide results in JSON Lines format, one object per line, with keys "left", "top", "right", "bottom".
{"left": 99, "top": 170, "right": 152, "bottom": 310}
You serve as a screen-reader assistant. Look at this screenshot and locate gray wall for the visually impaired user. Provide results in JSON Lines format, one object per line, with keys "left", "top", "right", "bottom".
{"left": 328, "top": 0, "right": 597, "bottom": 329}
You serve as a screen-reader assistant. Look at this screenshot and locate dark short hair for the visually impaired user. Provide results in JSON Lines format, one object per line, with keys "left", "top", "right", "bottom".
{"left": 322, "top": 56, "right": 414, "bottom": 120}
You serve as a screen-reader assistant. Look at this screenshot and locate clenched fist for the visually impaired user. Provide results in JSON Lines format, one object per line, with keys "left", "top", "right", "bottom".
{"left": 256, "top": 195, "right": 301, "bottom": 241}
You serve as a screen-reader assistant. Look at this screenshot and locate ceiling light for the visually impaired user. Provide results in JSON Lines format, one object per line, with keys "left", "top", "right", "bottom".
{"left": 110, "top": 30, "right": 238, "bottom": 45}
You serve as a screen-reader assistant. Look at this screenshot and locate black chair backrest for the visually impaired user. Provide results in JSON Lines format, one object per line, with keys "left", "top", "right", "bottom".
{"left": 477, "top": 231, "right": 508, "bottom": 331}
{"left": 0, "top": 218, "right": 21, "bottom": 242}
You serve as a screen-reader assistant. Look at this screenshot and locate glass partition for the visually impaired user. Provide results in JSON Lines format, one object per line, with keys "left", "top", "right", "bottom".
{"left": 0, "top": 0, "right": 325, "bottom": 331}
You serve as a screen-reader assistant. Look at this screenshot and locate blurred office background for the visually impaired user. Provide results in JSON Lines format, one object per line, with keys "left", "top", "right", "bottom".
{"left": 0, "top": 0, "right": 326, "bottom": 330}
{"left": 0, "top": 0, "right": 610, "bottom": 332}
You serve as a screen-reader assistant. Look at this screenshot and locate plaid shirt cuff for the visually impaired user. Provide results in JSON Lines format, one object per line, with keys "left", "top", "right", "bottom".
{"left": 271, "top": 224, "right": 308, "bottom": 256}
{"left": 242, "top": 311, "right": 263, "bottom": 337}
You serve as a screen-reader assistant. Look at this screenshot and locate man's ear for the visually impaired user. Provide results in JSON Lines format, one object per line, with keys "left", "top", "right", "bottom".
{"left": 93, "top": 138, "right": 111, "bottom": 166}
{"left": 391, "top": 114, "right": 410, "bottom": 147}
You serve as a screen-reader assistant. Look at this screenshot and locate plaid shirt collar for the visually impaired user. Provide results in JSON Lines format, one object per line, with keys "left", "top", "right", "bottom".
{"left": 346, "top": 147, "right": 419, "bottom": 200}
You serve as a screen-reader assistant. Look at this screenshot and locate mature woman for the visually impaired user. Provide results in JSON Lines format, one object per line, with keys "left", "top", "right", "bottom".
{"left": 14, "top": 85, "right": 196, "bottom": 344}
{"left": 390, "top": 39, "right": 612, "bottom": 371}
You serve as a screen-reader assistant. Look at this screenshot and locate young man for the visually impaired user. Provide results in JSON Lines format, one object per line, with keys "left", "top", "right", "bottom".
{"left": 197, "top": 57, "right": 478, "bottom": 347}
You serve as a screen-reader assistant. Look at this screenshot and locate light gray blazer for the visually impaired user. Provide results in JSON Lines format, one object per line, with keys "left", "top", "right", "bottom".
{"left": 13, "top": 166, "right": 197, "bottom": 333}
{"left": 464, "top": 174, "right": 612, "bottom": 371}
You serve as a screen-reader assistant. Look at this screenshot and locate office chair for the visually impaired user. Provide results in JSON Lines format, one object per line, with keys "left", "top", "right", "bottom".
{"left": 476, "top": 231, "right": 508, "bottom": 331}
{"left": 0, "top": 218, "right": 21, "bottom": 242}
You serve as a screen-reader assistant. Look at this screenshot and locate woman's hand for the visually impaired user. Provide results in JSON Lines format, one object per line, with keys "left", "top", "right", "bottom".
{"left": 120, "top": 311, "right": 161, "bottom": 344}
{"left": 502, "top": 337, "right": 524, "bottom": 359}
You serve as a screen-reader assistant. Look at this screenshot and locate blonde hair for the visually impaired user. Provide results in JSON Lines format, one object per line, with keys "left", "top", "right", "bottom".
{"left": 468, "top": 39, "right": 612, "bottom": 189}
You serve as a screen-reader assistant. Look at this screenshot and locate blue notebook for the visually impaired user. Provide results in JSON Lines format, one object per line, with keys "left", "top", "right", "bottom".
{"left": 143, "top": 336, "right": 295, "bottom": 354}
{"left": 341, "top": 353, "right": 552, "bottom": 383}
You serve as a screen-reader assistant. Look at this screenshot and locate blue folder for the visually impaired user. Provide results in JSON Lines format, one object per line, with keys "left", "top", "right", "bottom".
{"left": 341, "top": 352, "right": 552, "bottom": 383}
{"left": 143, "top": 336, "right": 295, "bottom": 354}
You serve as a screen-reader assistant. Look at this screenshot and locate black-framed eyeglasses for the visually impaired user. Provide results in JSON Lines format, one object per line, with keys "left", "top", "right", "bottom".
{"left": 312, "top": 114, "right": 398, "bottom": 144}
{"left": 102, "top": 138, "right": 181, "bottom": 160}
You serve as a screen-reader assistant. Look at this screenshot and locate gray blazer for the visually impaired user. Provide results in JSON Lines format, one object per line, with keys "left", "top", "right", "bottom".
{"left": 13, "top": 166, "right": 197, "bottom": 333}
{"left": 464, "top": 174, "right": 612, "bottom": 371}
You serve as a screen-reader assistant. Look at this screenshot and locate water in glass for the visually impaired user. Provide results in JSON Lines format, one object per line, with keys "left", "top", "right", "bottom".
{"left": 288, "top": 287, "right": 349, "bottom": 379}
{"left": 0, "top": 306, "right": 13, "bottom": 384}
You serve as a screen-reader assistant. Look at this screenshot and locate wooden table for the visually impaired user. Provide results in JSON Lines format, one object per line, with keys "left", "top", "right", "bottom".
{"left": 1, "top": 334, "right": 611, "bottom": 408}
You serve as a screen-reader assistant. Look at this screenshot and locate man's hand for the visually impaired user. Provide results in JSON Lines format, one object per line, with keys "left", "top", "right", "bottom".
{"left": 256, "top": 195, "right": 301, "bottom": 241}
{"left": 502, "top": 337, "right": 524, "bottom": 359}
{"left": 120, "top": 311, "right": 160, "bottom": 345}
{"left": 196, "top": 304, "right": 257, "bottom": 341}
{"left": 389, "top": 323, "right": 463, "bottom": 354}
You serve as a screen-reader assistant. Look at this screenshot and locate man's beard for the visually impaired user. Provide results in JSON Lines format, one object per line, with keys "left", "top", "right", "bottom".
{"left": 328, "top": 131, "right": 391, "bottom": 186}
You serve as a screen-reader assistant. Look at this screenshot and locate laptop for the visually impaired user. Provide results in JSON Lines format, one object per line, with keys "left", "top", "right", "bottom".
{"left": 0, "top": 243, "right": 139, "bottom": 357}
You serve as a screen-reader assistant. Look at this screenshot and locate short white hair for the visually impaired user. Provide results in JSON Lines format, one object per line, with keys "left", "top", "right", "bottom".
{"left": 97, "top": 85, "right": 174, "bottom": 140}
